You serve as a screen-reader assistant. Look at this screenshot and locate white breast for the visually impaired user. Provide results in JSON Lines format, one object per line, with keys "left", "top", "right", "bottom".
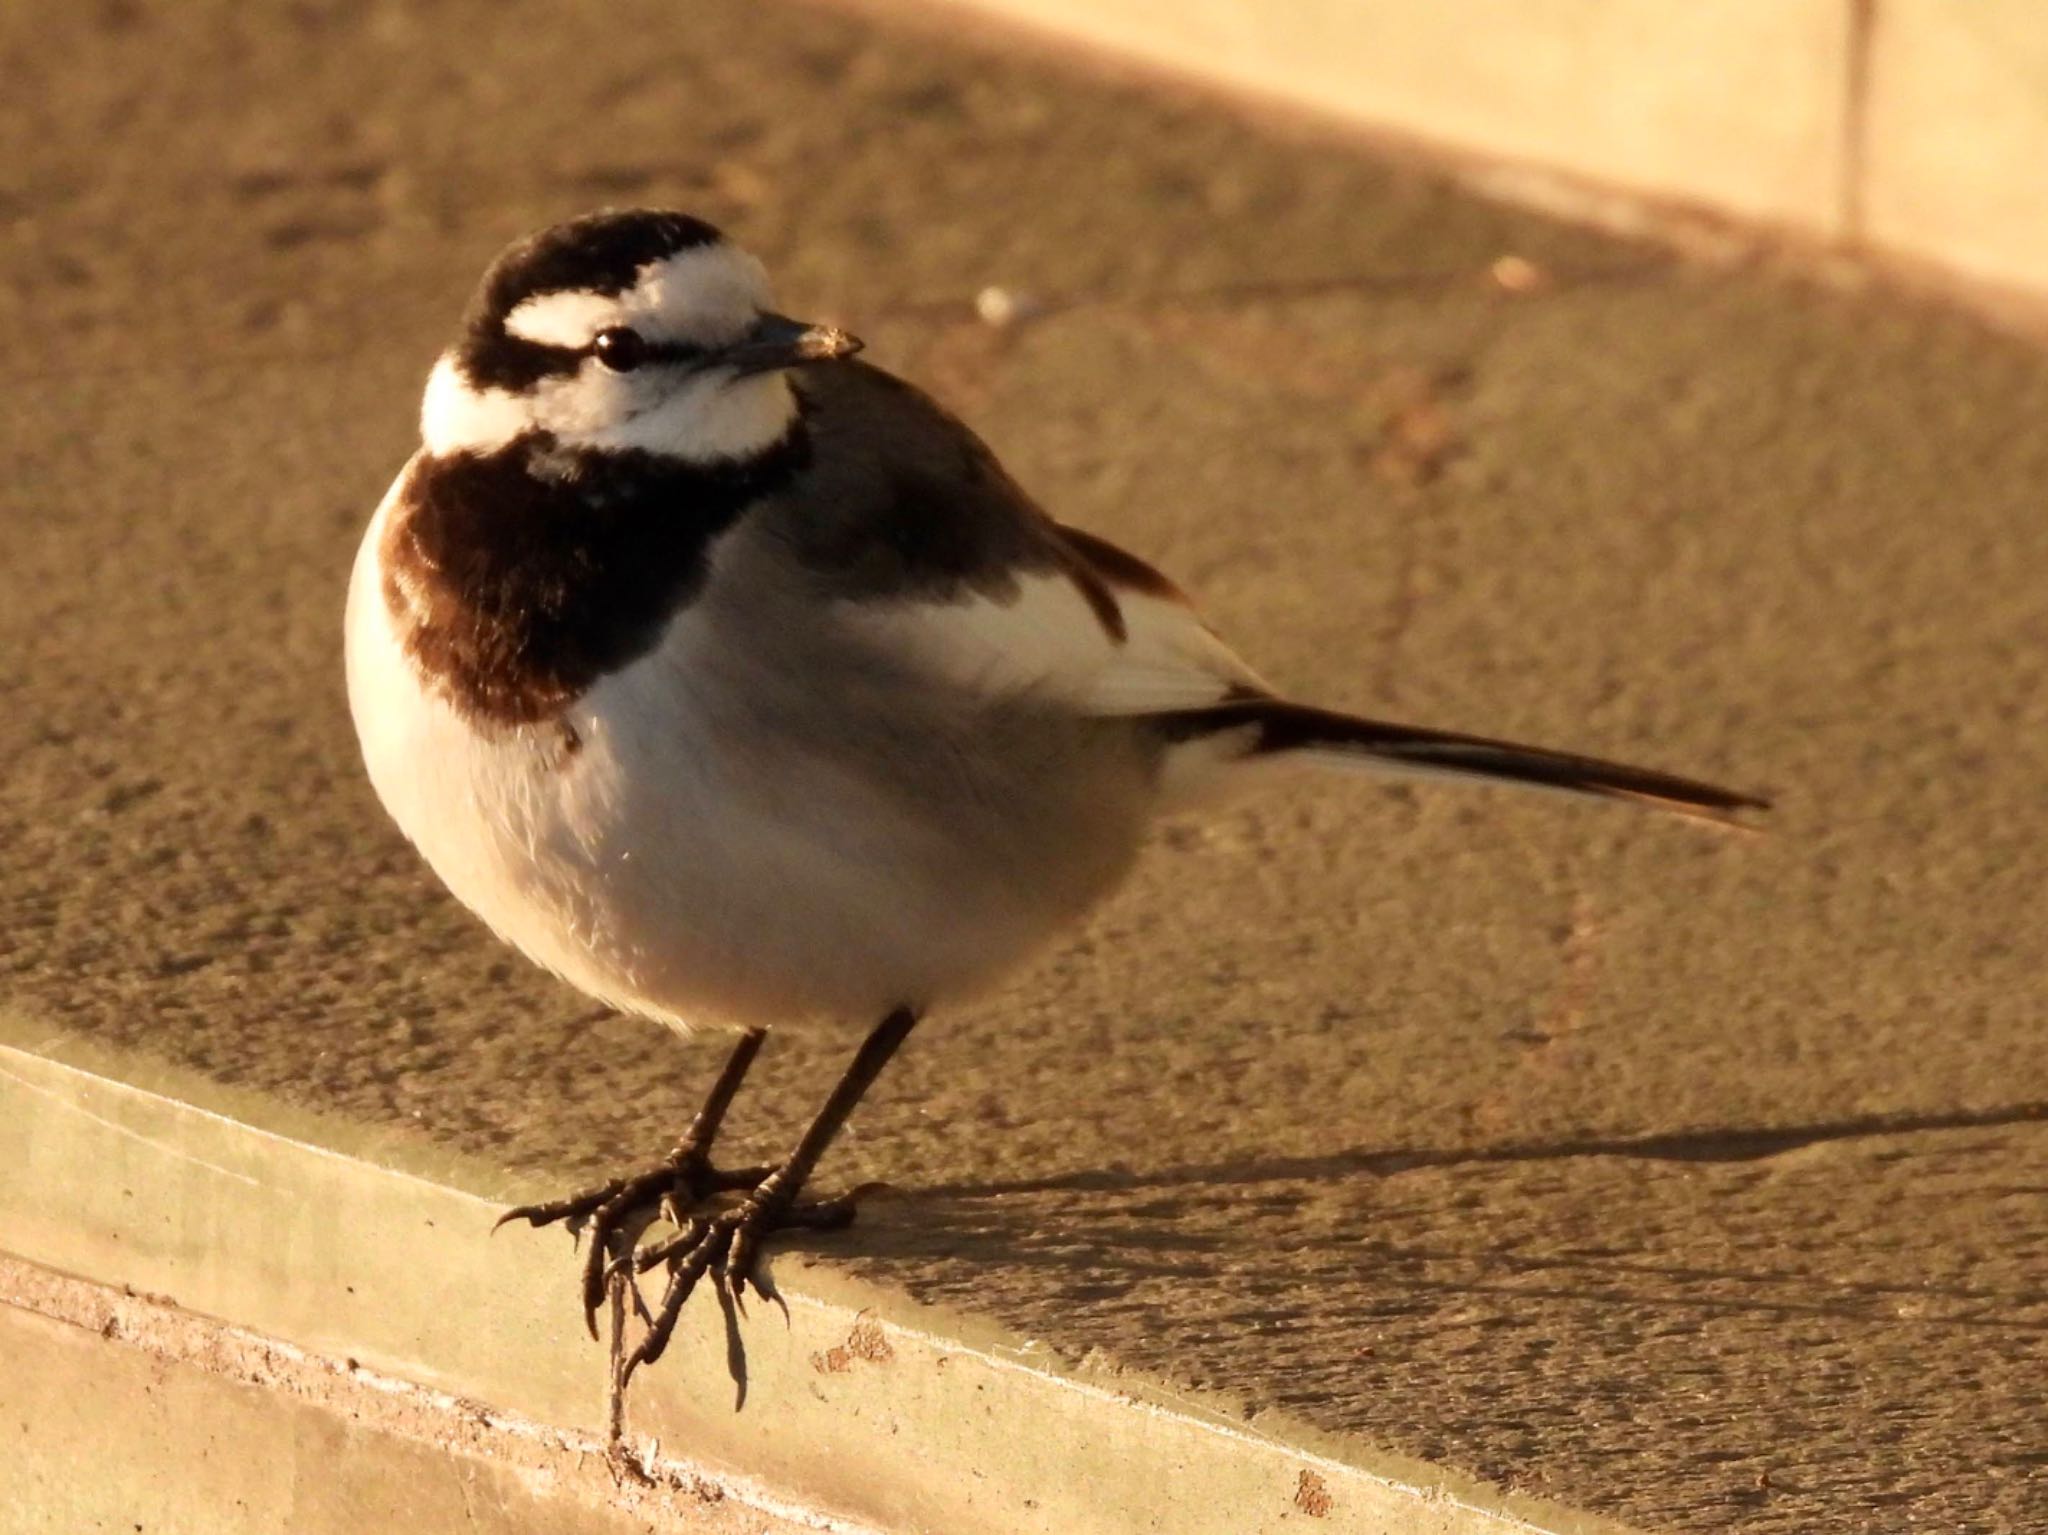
{"left": 345, "top": 476, "right": 641, "bottom": 1011}
{"left": 344, "top": 479, "right": 1158, "bottom": 1032}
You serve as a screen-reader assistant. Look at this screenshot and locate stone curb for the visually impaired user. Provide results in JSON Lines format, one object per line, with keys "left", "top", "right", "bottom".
{"left": 910, "top": 0, "right": 2048, "bottom": 312}
{"left": 0, "top": 1036, "right": 1639, "bottom": 1535}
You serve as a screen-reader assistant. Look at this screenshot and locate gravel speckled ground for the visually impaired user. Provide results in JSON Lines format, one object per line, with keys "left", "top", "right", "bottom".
{"left": 2, "top": 3, "right": 2043, "bottom": 1530}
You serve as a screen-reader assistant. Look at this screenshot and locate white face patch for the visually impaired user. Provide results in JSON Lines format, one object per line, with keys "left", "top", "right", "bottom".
{"left": 420, "top": 356, "right": 530, "bottom": 456}
{"left": 502, "top": 289, "right": 621, "bottom": 348}
{"left": 562, "top": 370, "right": 799, "bottom": 460}
{"left": 429, "top": 241, "right": 801, "bottom": 462}
{"left": 629, "top": 244, "right": 778, "bottom": 347}
{"left": 422, "top": 362, "right": 801, "bottom": 462}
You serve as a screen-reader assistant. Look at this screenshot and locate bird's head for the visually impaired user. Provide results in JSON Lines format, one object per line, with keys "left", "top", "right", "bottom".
{"left": 421, "top": 209, "right": 860, "bottom": 463}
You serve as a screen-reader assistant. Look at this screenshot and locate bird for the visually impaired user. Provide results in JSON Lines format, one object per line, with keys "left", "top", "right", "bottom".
{"left": 344, "top": 208, "right": 1766, "bottom": 1391}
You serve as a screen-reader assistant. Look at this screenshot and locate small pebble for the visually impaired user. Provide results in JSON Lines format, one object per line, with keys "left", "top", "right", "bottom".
{"left": 975, "top": 285, "right": 1042, "bottom": 328}
{"left": 1490, "top": 254, "right": 1547, "bottom": 293}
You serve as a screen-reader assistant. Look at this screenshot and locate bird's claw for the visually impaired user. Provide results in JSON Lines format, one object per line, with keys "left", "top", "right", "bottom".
{"left": 619, "top": 1187, "right": 863, "bottom": 1381}
{"left": 501, "top": 1145, "right": 885, "bottom": 1398}
{"left": 492, "top": 1147, "right": 774, "bottom": 1337}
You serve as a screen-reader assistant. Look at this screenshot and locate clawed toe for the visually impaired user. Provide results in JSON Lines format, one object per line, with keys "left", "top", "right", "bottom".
{"left": 492, "top": 1174, "right": 630, "bottom": 1236}
{"left": 620, "top": 1190, "right": 865, "bottom": 1380}
{"left": 495, "top": 1148, "right": 775, "bottom": 1336}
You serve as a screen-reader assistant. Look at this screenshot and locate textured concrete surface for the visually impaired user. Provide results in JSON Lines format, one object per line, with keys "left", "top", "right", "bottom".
{"left": 1, "top": 3, "right": 2043, "bottom": 1533}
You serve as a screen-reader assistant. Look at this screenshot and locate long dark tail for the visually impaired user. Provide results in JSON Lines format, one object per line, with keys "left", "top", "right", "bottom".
{"left": 1157, "top": 699, "right": 1770, "bottom": 824}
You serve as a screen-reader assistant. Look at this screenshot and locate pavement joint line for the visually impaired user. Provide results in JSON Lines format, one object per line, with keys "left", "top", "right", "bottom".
{"left": 0, "top": 1254, "right": 886, "bottom": 1535}
{"left": 0, "top": 1055, "right": 270, "bottom": 1191}
{"left": 0, "top": 1040, "right": 520, "bottom": 1204}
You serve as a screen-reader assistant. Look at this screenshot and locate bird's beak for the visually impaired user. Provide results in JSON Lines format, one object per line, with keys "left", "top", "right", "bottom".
{"left": 720, "top": 312, "right": 863, "bottom": 376}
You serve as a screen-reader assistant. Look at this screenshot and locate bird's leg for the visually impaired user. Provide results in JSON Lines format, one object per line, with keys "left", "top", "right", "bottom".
{"left": 624, "top": 1005, "right": 920, "bottom": 1381}
{"left": 495, "top": 1025, "right": 774, "bottom": 1336}
{"left": 722, "top": 1005, "right": 921, "bottom": 1290}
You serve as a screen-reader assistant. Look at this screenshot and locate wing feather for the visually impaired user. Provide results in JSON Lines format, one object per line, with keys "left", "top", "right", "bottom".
{"left": 832, "top": 525, "right": 1265, "bottom": 715}
{"left": 785, "top": 363, "right": 1264, "bottom": 715}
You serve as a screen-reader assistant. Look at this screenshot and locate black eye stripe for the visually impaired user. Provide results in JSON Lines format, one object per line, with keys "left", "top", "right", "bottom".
{"left": 458, "top": 325, "right": 716, "bottom": 392}
{"left": 458, "top": 332, "right": 583, "bottom": 392}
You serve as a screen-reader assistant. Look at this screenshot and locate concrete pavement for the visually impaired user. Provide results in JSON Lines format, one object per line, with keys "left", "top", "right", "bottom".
{"left": 1, "top": 1, "right": 2042, "bottom": 1530}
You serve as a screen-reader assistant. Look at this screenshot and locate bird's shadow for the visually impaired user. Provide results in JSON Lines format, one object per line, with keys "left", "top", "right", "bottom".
{"left": 912, "top": 1099, "right": 2048, "bottom": 1197}
{"left": 811, "top": 1101, "right": 2048, "bottom": 1333}
{"left": 630, "top": 1100, "right": 2048, "bottom": 1419}
{"left": 820, "top": 1194, "right": 2048, "bottom": 1333}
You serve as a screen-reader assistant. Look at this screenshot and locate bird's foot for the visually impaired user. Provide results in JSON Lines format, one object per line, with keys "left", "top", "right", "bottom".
{"left": 622, "top": 1174, "right": 861, "bottom": 1384}
{"left": 495, "top": 1146, "right": 774, "bottom": 1338}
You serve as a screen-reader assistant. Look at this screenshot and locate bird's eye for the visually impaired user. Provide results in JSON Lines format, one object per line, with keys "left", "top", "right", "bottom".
{"left": 591, "top": 327, "right": 649, "bottom": 372}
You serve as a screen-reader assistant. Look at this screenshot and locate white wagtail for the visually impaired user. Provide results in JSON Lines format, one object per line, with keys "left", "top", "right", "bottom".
{"left": 345, "top": 209, "right": 1766, "bottom": 1382}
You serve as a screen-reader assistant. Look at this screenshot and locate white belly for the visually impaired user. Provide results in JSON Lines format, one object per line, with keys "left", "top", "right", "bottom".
{"left": 344, "top": 488, "right": 1154, "bottom": 1031}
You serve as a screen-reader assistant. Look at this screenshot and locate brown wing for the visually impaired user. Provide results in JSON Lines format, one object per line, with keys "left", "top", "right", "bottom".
{"left": 1055, "top": 524, "right": 1196, "bottom": 609}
